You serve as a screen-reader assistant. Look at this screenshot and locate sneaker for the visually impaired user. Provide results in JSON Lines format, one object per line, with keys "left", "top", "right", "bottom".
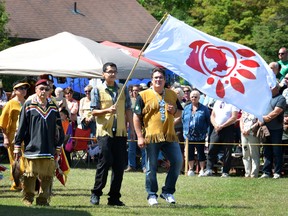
{"left": 187, "top": 170, "right": 195, "bottom": 176}
{"left": 148, "top": 195, "right": 158, "bottom": 206}
{"left": 90, "top": 194, "right": 100, "bottom": 205}
{"left": 160, "top": 193, "right": 175, "bottom": 204}
{"left": 198, "top": 170, "right": 205, "bottom": 177}
{"left": 273, "top": 173, "right": 281, "bottom": 179}
{"left": 259, "top": 173, "right": 270, "bottom": 179}
{"left": 202, "top": 169, "right": 213, "bottom": 177}
{"left": 107, "top": 199, "right": 125, "bottom": 206}
{"left": 221, "top": 173, "right": 229, "bottom": 178}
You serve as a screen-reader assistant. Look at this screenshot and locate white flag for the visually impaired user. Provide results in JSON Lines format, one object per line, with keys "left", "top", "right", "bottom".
{"left": 144, "top": 15, "right": 276, "bottom": 119}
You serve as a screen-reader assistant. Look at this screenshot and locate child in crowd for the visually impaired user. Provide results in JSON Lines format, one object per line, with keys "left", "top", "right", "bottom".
{"left": 60, "top": 108, "right": 73, "bottom": 166}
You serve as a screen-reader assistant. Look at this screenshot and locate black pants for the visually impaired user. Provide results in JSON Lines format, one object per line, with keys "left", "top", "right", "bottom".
{"left": 91, "top": 135, "right": 127, "bottom": 200}
{"left": 207, "top": 125, "right": 234, "bottom": 173}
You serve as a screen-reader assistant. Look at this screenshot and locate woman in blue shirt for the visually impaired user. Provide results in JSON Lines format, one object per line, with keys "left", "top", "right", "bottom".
{"left": 182, "top": 89, "right": 210, "bottom": 177}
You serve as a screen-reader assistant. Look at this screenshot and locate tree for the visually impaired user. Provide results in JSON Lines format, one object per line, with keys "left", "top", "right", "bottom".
{"left": 0, "top": 1, "right": 10, "bottom": 51}
{"left": 137, "top": 0, "right": 194, "bottom": 23}
{"left": 252, "top": 1, "right": 288, "bottom": 62}
{"left": 0, "top": 1, "right": 20, "bottom": 92}
{"left": 138, "top": 0, "right": 288, "bottom": 62}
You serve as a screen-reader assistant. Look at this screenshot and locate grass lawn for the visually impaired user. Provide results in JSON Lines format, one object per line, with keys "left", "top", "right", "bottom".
{"left": 0, "top": 162, "right": 287, "bottom": 216}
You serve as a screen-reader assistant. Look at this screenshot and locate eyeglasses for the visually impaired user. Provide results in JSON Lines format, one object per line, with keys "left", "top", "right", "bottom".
{"left": 85, "top": 90, "right": 91, "bottom": 93}
{"left": 16, "top": 87, "right": 27, "bottom": 91}
{"left": 279, "top": 53, "right": 286, "bottom": 55}
{"left": 104, "top": 70, "right": 117, "bottom": 75}
{"left": 65, "top": 92, "right": 72, "bottom": 95}
{"left": 39, "top": 87, "right": 50, "bottom": 92}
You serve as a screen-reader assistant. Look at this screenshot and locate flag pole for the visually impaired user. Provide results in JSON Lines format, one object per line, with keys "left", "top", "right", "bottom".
{"left": 114, "top": 13, "right": 169, "bottom": 106}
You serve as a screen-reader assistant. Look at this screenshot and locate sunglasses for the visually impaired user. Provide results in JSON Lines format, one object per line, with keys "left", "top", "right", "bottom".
{"left": 16, "top": 87, "right": 27, "bottom": 91}
{"left": 39, "top": 87, "right": 50, "bottom": 92}
{"left": 85, "top": 90, "right": 91, "bottom": 93}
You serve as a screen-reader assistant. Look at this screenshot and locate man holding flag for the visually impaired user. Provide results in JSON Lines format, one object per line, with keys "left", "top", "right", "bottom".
{"left": 90, "top": 62, "right": 134, "bottom": 206}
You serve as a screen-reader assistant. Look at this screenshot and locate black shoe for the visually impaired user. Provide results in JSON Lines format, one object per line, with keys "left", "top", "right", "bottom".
{"left": 107, "top": 199, "right": 125, "bottom": 206}
{"left": 90, "top": 194, "right": 100, "bottom": 205}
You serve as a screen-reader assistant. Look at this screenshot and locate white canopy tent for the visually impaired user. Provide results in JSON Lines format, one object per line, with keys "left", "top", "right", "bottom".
{"left": 0, "top": 32, "right": 154, "bottom": 79}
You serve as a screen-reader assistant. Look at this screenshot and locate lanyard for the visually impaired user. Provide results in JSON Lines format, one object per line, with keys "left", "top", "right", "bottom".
{"left": 152, "top": 88, "right": 166, "bottom": 123}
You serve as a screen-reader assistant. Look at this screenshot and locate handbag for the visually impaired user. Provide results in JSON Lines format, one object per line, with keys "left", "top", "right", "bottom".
{"left": 256, "top": 125, "right": 270, "bottom": 142}
{"left": 251, "top": 124, "right": 260, "bottom": 137}
{"left": 64, "top": 135, "right": 74, "bottom": 152}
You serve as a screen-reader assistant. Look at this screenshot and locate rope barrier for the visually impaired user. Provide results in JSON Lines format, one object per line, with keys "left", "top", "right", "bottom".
{"left": 127, "top": 140, "right": 288, "bottom": 146}
{"left": 70, "top": 137, "right": 97, "bottom": 141}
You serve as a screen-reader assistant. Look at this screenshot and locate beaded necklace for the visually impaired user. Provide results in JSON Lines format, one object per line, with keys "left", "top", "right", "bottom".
{"left": 152, "top": 88, "right": 166, "bottom": 122}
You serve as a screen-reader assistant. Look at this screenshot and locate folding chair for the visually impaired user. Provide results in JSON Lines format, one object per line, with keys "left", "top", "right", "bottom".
{"left": 71, "top": 128, "right": 91, "bottom": 168}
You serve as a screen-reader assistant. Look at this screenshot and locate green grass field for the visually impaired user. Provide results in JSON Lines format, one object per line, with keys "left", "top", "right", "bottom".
{"left": 0, "top": 163, "right": 287, "bottom": 216}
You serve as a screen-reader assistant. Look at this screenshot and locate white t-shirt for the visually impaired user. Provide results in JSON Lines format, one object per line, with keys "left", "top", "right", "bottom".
{"left": 213, "top": 100, "right": 239, "bottom": 125}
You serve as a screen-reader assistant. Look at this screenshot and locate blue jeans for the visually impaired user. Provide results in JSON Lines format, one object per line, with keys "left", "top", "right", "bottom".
{"left": 127, "top": 128, "right": 146, "bottom": 169}
{"left": 145, "top": 141, "right": 183, "bottom": 198}
{"left": 127, "top": 140, "right": 146, "bottom": 169}
{"left": 262, "top": 128, "right": 283, "bottom": 175}
{"left": 188, "top": 140, "right": 206, "bottom": 161}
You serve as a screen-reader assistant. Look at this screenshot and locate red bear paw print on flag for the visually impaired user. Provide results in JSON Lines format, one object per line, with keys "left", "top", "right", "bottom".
{"left": 186, "top": 40, "right": 259, "bottom": 98}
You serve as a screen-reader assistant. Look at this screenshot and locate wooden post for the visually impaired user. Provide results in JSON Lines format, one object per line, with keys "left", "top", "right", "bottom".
{"left": 184, "top": 138, "right": 189, "bottom": 176}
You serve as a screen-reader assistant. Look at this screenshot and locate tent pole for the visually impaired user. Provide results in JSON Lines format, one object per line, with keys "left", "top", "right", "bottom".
{"left": 184, "top": 138, "right": 189, "bottom": 176}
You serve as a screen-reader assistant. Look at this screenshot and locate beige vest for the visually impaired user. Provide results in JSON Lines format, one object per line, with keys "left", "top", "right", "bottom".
{"left": 96, "top": 83, "right": 127, "bottom": 137}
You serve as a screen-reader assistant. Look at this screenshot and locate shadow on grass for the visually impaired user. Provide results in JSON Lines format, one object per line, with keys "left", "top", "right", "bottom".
{"left": 0, "top": 194, "right": 20, "bottom": 198}
{"left": 126, "top": 203, "right": 252, "bottom": 209}
{"left": 0, "top": 204, "right": 91, "bottom": 216}
{"left": 53, "top": 193, "right": 89, "bottom": 197}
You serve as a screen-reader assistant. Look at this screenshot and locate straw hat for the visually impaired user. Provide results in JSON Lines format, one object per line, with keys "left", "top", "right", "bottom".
{"left": 13, "top": 81, "right": 30, "bottom": 90}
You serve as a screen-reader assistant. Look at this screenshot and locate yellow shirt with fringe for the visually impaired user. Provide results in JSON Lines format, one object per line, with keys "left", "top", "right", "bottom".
{"left": 139, "top": 88, "right": 178, "bottom": 144}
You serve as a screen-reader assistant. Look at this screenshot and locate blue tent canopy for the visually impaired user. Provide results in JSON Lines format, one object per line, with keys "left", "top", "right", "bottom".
{"left": 53, "top": 77, "right": 90, "bottom": 94}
